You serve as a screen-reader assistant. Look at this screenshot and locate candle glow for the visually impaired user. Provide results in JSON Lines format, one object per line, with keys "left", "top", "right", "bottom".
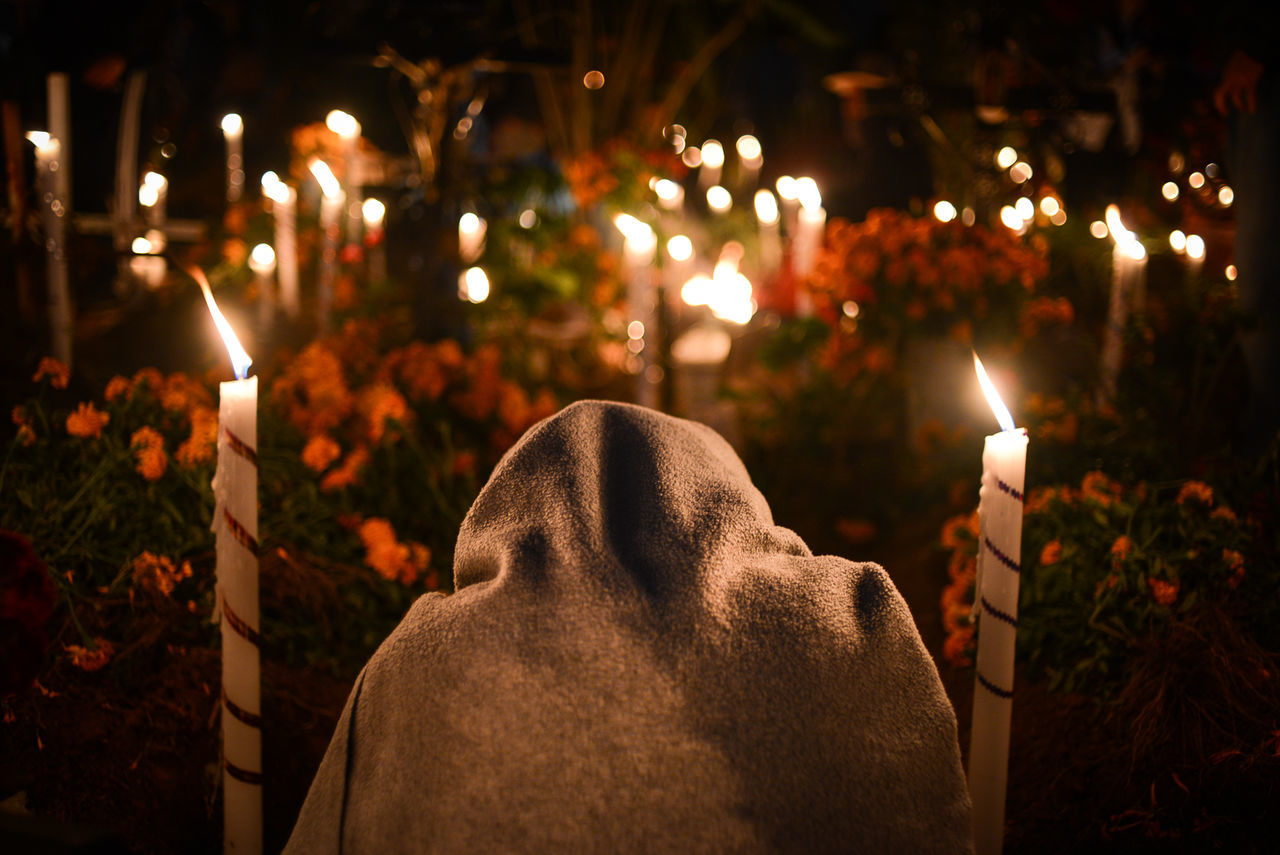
{"left": 974, "top": 353, "right": 1015, "bottom": 431}
{"left": 189, "top": 265, "right": 252, "bottom": 380}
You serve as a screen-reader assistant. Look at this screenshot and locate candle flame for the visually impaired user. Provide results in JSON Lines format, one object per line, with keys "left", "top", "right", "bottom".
{"left": 1105, "top": 204, "right": 1146, "bottom": 259}
{"left": 308, "top": 158, "right": 341, "bottom": 199}
{"left": 973, "top": 352, "right": 1016, "bottom": 432}
{"left": 220, "top": 113, "right": 243, "bottom": 136}
{"left": 324, "top": 109, "right": 360, "bottom": 139}
{"left": 187, "top": 265, "right": 252, "bottom": 380}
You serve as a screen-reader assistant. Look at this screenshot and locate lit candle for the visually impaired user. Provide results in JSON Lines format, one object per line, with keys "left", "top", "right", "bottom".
{"left": 130, "top": 236, "right": 166, "bottom": 289}
{"left": 699, "top": 139, "right": 724, "bottom": 188}
{"left": 735, "top": 134, "right": 763, "bottom": 191}
{"left": 1185, "top": 233, "right": 1206, "bottom": 280}
{"left": 792, "top": 178, "right": 826, "bottom": 315}
{"left": 363, "top": 198, "right": 387, "bottom": 283}
{"left": 969, "top": 353, "right": 1028, "bottom": 855}
{"left": 309, "top": 159, "right": 344, "bottom": 330}
{"left": 27, "top": 131, "right": 72, "bottom": 367}
{"left": 775, "top": 175, "right": 800, "bottom": 237}
{"left": 192, "top": 265, "right": 261, "bottom": 855}
{"left": 458, "top": 212, "right": 486, "bottom": 264}
{"left": 261, "top": 173, "right": 299, "bottom": 318}
{"left": 653, "top": 178, "right": 684, "bottom": 212}
{"left": 326, "top": 110, "right": 363, "bottom": 250}
{"left": 615, "top": 214, "right": 659, "bottom": 408}
{"left": 140, "top": 171, "right": 168, "bottom": 241}
{"left": 706, "top": 185, "right": 733, "bottom": 215}
{"left": 1099, "top": 205, "right": 1147, "bottom": 406}
{"left": 664, "top": 234, "right": 694, "bottom": 316}
{"left": 754, "top": 189, "right": 782, "bottom": 276}
{"left": 221, "top": 113, "right": 245, "bottom": 204}
{"left": 249, "top": 243, "right": 276, "bottom": 328}
{"left": 47, "top": 73, "right": 72, "bottom": 209}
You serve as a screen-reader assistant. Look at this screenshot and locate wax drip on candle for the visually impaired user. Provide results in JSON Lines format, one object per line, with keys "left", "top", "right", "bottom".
{"left": 185, "top": 264, "right": 252, "bottom": 379}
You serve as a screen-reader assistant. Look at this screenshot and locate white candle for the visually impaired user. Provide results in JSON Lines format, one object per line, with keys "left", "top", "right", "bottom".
{"left": 309, "top": 159, "right": 344, "bottom": 330}
{"left": 222, "top": 113, "right": 244, "bottom": 203}
{"left": 735, "top": 134, "right": 762, "bottom": 191}
{"left": 791, "top": 178, "right": 825, "bottom": 316}
{"left": 193, "top": 265, "right": 261, "bottom": 855}
{"left": 326, "top": 110, "right": 362, "bottom": 250}
{"left": 969, "top": 354, "right": 1027, "bottom": 855}
{"left": 27, "top": 131, "right": 73, "bottom": 367}
{"left": 47, "top": 73, "right": 72, "bottom": 209}
{"left": 140, "top": 171, "right": 168, "bottom": 240}
{"left": 616, "top": 215, "right": 659, "bottom": 408}
{"left": 776, "top": 175, "right": 800, "bottom": 237}
{"left": 698, "top": 139, "right": 724, "bottom": 188}
{"left": 249, "top": 243, "right": 276, "bottom": 328}
{"left": 1099, "top": 205, "right": 1147, "bottom": 406}
{"left": 754, "top": 189, "right": 782, "bottom": 277}
{"left": 261, "top": 173, "right": 299, "bottom": 318}
{"left": 363, "top": 198, "right": 387, "bottom": 283}
{"left": 458, "top": 212, "right": 486, "bottom": 264}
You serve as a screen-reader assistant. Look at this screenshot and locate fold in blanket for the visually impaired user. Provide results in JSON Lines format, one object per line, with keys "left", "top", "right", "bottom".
{"left": 285, "top": 400, "right": 973, "bottom": 854}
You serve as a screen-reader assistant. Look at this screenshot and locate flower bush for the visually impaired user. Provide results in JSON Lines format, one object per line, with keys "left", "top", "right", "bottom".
{"left": 808, "top": 207, "right": 1051, "bottom": 347}
{"left": 1, "top": 330, "right": 558, "bottom": 695}
{"left": 939, "top": 472, "right": 1278, "bottom": 696}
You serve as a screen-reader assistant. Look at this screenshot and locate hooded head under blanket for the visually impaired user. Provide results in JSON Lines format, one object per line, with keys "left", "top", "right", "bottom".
{"left": 285, "top": 400, "right": 973, "bottom": 854}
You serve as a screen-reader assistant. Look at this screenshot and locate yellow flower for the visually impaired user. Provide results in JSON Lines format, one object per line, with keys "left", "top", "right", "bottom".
{"left": 301, "top": 434, "right": 342, "bottom": 472}
{"left": 65, "top": 638, "right": 115, "bottom": 671}
{"left": 66, "top": 402, "right": 110, "bottom": 439}
{"left": 32, "top": 357, "right": 70, "bottom": 389}
{"left": 130, "top": 427, "right": 167, "bottom": 481}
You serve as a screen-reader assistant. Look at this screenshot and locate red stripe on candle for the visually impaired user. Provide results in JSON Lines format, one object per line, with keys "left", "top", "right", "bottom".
{"left": 982, "top": 536, "right": 1021, "bottom": 573}
{"left": 996, "top": 478, "right": 1023, "bottom": 502}
{"left": 222, "top": 688, "right": 263, "bottom": 729}
{"left": 223, "top": 508, "right": 259, "bottom": 555}
{"left": 221, "top": 595, "right": 261, "bottom": 648}
{"left": 223, "top": 427, "right": 258, "bottom": 466}
{"left": 977, "top": 671, "right": 1013, "bottom": 699}
{"left": 980, "top": 595, "right": 1018, "bottom": 628}
{"left": 225, "top": 760, "right": 263, "bottom": 786}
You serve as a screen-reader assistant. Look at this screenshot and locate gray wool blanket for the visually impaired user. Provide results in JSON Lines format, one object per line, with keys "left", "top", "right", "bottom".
{"left": 284, "top": 400, "right": 973, "bottom": 854}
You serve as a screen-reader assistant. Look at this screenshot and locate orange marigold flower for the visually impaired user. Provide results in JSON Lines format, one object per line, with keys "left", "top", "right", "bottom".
{"left": 1024, "top": 486, "right": 1057, "bottom": 514}
{"left": 104, "top": 375, "right": 132, "bottom": 402}
{"left": 320, "top": 445, "right": 370, "bottom": 492}
{"left": 32, "top": 357, "right": 70, "bottom": 389}
{"left": 65, "top": 638, "right": 115, "bottom": 671}
{"left": 942, "top": 626, "right": 975, "bottom": 668}
{"left": 176, "top": 406, "right": 218, "bottom": 467}
{"left": 1223, "top": 549, "right": 1245, "bottom": 589}
{"left": 159, "top": 373, "right": 212, "bottom": 412}
{"left": 130, "top": 427, "right": 167, "bottom": 481}
{"left": 131, "top": 552, "right": 192, "bottom": 598}
{"left": 1148, "top": 577, "right": 1180, "bottom": 606}
{"left": 301, "top": 434, "right": 342, "bottom": 472}
{"left": 1039, "top": 539, "right": 1062, "bottom": 566}
{"left": 357, "top": 518, "right": 419, "bottom": 585}
{"left": 359, "top": 383, "right": 410, "bottom": 443}
{"left": 940, "top": 513, "right": 979, "bottom": 549}
{"left": 1176, "top": 480, "right": 1214, "bottom": 506}
{"left": 451, "top": 449, "right": 477, "bottom": 478}
{"left": 132, "top": 367, "right": 164, "bottom": 395}
{"left": 1110, "top": 535, "right": 1132, "bottom": 562}
{"left": 66, "top": 402, "right": 110, "bottom": 439}
{"left": 1211, "top": 506, "right": 1238, "bottom": 523}
{"left": 1081, "top": 471, "right": 1122, "bottom": 506}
